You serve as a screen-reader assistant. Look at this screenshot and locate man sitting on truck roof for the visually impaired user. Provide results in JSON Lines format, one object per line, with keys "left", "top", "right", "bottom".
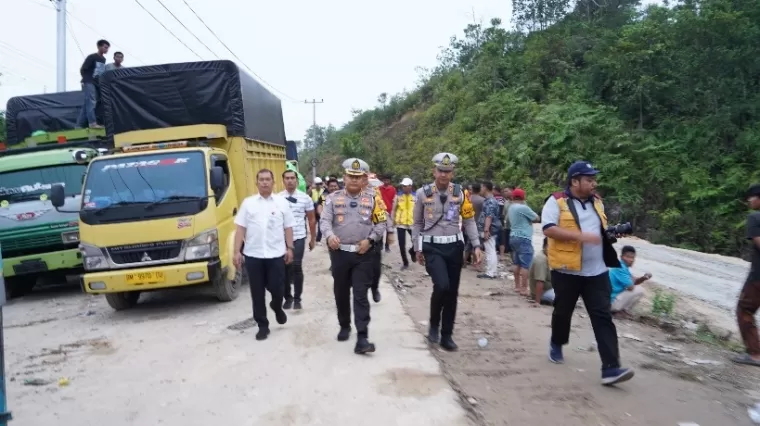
{"left": 77, "top": 39, "right": 109, "bottom": 129}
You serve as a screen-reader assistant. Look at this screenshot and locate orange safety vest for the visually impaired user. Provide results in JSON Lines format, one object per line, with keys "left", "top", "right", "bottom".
{"left": 546, "top": 191, "right": 608, "bottom": 272}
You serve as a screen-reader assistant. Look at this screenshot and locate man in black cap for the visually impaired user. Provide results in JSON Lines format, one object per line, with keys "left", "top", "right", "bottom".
{"left": 733, "top": 184, "right": 760, "bottom": 366}
{"left": 541, "top": 160, "right": 634, "bottom": 386}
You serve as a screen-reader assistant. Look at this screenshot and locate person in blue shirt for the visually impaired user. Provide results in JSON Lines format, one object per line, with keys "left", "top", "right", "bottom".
{"left": 609, "top": 246, "right": 652, "bottom": 318}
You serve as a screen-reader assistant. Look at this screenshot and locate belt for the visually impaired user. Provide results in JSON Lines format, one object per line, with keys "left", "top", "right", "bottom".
{"left": 421, "top": 233, "right": 463, "bottom": 244}
{"left": 338, "top": 244, "right": 360, "bottom": 253}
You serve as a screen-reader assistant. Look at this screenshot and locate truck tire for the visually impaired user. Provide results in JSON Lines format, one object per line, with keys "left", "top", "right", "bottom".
{"left": 4, "top": 276, "right": 35, "bottom": 299}
{"left": 214, "top": 267, "right": 243, "bottom": 302}
{"left": 105, "top": 292, "right": 140, "bottom": 310}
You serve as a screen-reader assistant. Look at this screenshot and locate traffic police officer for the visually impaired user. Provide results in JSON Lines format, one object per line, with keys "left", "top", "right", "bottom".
{"left": 412, "top": 152, "right": 481, "bottom": 351}
{"left": 320, "top": 158, "right": 388, "bottom": 354}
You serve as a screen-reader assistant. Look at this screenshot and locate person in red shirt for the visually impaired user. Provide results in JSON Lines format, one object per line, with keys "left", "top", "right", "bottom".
{"left": 378, "top": 175, "right": 397, "bottom": 253}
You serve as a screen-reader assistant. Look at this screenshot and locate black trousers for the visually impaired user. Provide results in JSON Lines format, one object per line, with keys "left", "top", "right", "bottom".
{"left": 330, "top": 250, "right": 373, "bottom": 336}
{"left": 551, "top": 271, "right": 620, "bottom": 369}
{"left": 371, "top": 237, "right": 383, "bottom": 291}
{"left": 284, "top": 238, "right": 306, "bottom": 301}
{"left": 316, "top": 215, "right": 322, "bottom": 242}
{"left": 245, "top": 255, "right": 286, "bottom": 329}
{"left": 397, "top": 228, "right": 415, "bottom": 266}
{"left": 423, "top": 241, "right": 464, "bottom": 336}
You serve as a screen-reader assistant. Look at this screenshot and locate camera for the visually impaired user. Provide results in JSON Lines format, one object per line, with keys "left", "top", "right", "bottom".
{"left": 605, "top": 222, "right": 632, "bottom": 243}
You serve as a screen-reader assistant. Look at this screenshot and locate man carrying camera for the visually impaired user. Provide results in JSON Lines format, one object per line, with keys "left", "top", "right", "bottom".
{"left": 541, "top": 161, "right": 634, "bottom": 386}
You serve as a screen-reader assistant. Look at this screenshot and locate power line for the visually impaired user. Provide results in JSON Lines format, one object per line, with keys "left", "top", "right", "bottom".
{"left": 180, "top": 0, "right": 300, "bottom": 102}
{"left": 67, "top": 20, "right": 85, "bottom": 59}
{"left": 153, "top": 0, "right": 219, "bottom": 59}
{"left": 65, "top": 12, "right": 147, "bottom": 65}
{"left": 132, "top": 0, "right": 203, "bottom": 60}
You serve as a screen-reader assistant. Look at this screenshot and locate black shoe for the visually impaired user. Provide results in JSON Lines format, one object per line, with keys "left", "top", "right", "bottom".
{"left": 337, "top": 327, "right": 351, "bottom": 342}
{"left": 293, "top": 300, "right": 302, "bottom": 310}
{"left": 440, "top": 335, "right": 458, "bottom": 351}
{"left": 255, "top": 328, "right": 270, "bottom": 340}
{"left": 270, "top": 301, "right": 288, "bottom": 325}
{"left": 372, "top": 288, "right": 382, "bottom": 303}
{"left": 283, "top": 298, "right": 293, "bottom": 310}
{"left": 427, "top": 326, "right": 440, "bottom": 344}
{"left": 354, "top": 337, "right": 376, "bottom": 354}
{"left": 401, "top": 264, "right": 409, "bottom": 271}
{"left": 385, "top": 246, "right": 391, "bottom": 253}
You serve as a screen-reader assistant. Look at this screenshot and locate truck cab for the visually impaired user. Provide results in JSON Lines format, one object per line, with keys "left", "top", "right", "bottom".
{"left": 0, "top": 129, "right": 107, "bottom": 297}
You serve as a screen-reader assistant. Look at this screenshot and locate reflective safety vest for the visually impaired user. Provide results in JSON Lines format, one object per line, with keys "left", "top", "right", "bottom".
{"left": 310, "top": 188, "right": 323, "bottom": 203}
{"left": 547, "top": 191, "right": 608, "bottom": 272}
{"left": 394, "top": 193, "right": 415, "bottom": 226}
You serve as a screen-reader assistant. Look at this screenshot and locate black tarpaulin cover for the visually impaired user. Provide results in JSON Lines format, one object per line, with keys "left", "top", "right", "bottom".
{"left": 100, "top": 60, "right": 286, "bottom": 146}
{"left": 286, "top": 140, "right": 298, "bottom": 161}
{"left": 5, "top": 91, "right": 85, "bottom": 145}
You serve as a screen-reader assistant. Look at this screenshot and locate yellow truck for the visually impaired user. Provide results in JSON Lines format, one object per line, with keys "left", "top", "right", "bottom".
{"left": 50, "top": 60, "right": 288, "bottom": 310}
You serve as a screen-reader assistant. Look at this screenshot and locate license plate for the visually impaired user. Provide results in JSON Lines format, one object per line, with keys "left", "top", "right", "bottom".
{"left": 125, "top": 271, "right": 165, "bottom": 285}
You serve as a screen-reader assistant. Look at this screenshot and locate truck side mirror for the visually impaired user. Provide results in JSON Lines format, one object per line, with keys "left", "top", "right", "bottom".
{"left": 50, "top": 184, "right": 65, "bottom": 208}
{"left": 210, "top": 166, "right": 224, "bottom": 192}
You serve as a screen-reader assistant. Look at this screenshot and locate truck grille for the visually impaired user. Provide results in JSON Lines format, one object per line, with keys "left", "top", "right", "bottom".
{"left": 107, "top": 240, "right": 182, "bottom": 264}
{"left": 0, "top": 234, "right": 64, "bottom": 258}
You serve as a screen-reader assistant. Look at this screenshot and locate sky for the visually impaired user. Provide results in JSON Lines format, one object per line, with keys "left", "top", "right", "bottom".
{"left": 0, "top": 0, "right": 511, "bottom": 140}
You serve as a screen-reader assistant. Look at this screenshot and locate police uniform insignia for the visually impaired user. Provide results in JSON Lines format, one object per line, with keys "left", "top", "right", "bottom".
{"left": 352, "top": 160, "right": 361, "bottom": 170}
{"left": 337, "top": 215, "right": 344, "bottom": 223}
{"left": 442, "top": 154, "right": 451, "bottom": 166}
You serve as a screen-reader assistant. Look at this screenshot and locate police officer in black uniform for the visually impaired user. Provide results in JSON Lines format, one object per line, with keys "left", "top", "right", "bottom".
{"left": 412, "top": 152, "right": 481, "bottom": 351}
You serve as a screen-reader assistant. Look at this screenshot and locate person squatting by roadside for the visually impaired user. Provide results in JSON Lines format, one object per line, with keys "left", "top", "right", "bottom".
{"left": 476, "top": 181, "right": 501, "bottom": 279}
{"left": 528, "top": 238, "right": 555, "bottom": 306}
{"left": 608, "top": 245, "right": 651, "bottom": 319}
{"left": 391, "top": 177, "right": 417, "bottom": 270}
{"left": 413, "top": 152, "right": 481, "bottom": 351}
{"left": 320, "top": 158, "right": 388, "bottom": 354}
{"left": 233, "top": 169, "right": 295, "bottom": 341}
{"left": 541, "top": 161, "right": 634, "bottom": 385}
{"left": 278, "top": 170, "right": 317, "bottom": 310}
{"left": 733, "top": 184, "right": 760, "bottom": 367}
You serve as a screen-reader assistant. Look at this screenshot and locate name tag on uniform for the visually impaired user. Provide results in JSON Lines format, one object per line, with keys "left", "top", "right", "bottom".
{"left": 445, "top": 204, "right": 457, "bottom": 221}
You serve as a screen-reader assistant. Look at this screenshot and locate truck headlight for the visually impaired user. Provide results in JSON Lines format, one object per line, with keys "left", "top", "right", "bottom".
{"left": 79, "top": 243, "right": 106, "bottom": 271}
{"left": 184, "top": 229, "right": 219, "bottom": 261}
{"left": 62, "top": 231, "right": 79, "bottom": 244}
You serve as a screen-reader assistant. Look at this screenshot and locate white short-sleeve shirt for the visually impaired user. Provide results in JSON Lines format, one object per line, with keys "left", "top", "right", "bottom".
{"left": 277, "top": 189, "right": 314, "bottom": 240}
{"left": 234, "top": 194, "right": 295, "bottom": 259}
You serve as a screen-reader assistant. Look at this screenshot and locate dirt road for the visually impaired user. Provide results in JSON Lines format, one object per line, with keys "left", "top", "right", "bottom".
{"left": 4, "top": 253, "right": 470, "bottom": 426}
{"left": 383, "top": 246, "right": 760, "bottom": 426}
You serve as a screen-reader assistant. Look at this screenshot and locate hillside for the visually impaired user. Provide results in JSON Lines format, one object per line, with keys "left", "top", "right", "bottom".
{"left": 300, "top": 0, "right": 760, "bottom": 257}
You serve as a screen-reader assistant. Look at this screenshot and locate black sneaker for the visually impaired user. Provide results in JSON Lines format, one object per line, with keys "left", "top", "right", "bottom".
{"left": 337, "top": 327, "right": 351, "bottom": 341}
{"left": 293, "top": 300, "right": 303, "bottom": 310}
{"left": 270, "top": 301, "right": 288, "bottom": 325}
{"left": 372, "top": 288, "right": 382, "bottom": 303}
{"left": 283, "top": 298, "right": 293, "bottom": 309}
{"left": 354, "top": 337, "right": 376, "bottom": 354}
{"left": 256, "top": 328, "right": 270, "bottom": 340}
{"left": 440, "top": 335, "right": 458, "bottom": 351}
{"left": 427, "top": 326, "right": 440, "bottom": 344}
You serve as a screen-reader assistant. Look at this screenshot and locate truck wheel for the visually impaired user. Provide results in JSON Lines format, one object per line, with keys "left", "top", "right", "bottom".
{"left": 214, "top": 267, "right": 243, "bottom": 302}
{"left": 105, "top": 292, "right": 140, "bottom": 310}
{"left": 5, "top": 276, "right": 36, "bottom": 299}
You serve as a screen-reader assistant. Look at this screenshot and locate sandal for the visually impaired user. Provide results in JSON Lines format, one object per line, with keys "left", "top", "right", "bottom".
{"left": 731, "top": 354, "right": 760, "bottom": 367}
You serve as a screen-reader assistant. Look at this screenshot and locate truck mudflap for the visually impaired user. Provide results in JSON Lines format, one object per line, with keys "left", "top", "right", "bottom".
{"left": 81, "top": 258, "right": 223, "bottom": 294}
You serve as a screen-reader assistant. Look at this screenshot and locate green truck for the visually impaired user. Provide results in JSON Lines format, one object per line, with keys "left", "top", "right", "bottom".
{"left": 0, "top": 128, "right": 106, "bottom": 298}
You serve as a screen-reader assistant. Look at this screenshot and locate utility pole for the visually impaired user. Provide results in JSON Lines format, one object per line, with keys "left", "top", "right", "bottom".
{"left": 304, "top": 98, "right": 324, "bottom": 180}
{"left": 53, "top": 0, "right": 67, "bottom": 92}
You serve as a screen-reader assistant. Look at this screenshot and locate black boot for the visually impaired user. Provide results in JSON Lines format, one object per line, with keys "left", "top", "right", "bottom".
{"left": 293, "top": 299, "right": 303, "bottom": 310}
{"left": 256, "top": 327, "right": 270, "bottom": 341}
{"left": 427, "top": 326, "right": 440, "bottom": 344}
{"left": 440, "top": 335, "right": 458, "bottom": 351}
{"left": 372, "top": 288, "right": 382, "bottom": 303}
{"left": 270, "top": 301, "right": 288, "bottom": 325}
{"left": 283, "top": 298, "right": 293, "bottom": 310}
{"left": 354, "top": 336, "right": 376, "bottom": 354}
{"left": 337, "top": 327, "right": 351, "bottom": 342}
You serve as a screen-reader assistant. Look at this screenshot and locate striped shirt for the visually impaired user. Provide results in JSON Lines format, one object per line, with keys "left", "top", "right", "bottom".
{"left": 277, "top": 189, "right": 314, "bottom": 240}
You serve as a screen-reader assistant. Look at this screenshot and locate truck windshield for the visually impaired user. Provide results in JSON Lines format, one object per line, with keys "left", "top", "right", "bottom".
{"left": 82, "top": 151, "right": 207, "bottom": 209}
{"left": 0, "top": 164, "right": 86, "bottom": 204}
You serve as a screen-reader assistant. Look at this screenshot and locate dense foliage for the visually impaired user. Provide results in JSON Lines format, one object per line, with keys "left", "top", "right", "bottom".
{"left": 300, "top": 0, "right": 760, "bottom": 257}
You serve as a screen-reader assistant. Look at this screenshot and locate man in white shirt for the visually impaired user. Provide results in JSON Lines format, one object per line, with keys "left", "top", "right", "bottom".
{"left": 279, "top": 169, "right": 317, "bottom": 310}
{"left": 234, "top": 169, "right": 296, "bottom": 341}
